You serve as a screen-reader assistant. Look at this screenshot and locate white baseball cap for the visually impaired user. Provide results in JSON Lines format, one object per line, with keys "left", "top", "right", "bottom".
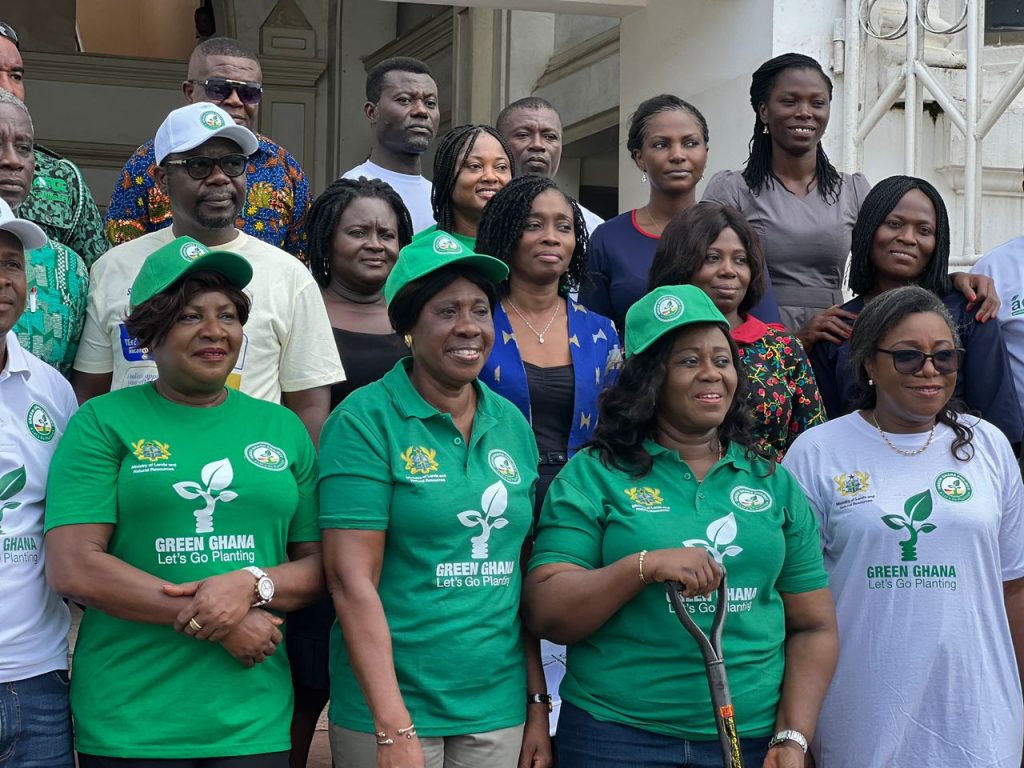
{"left": 0, "top": 197, "right": 46, "bottom": 251}
{"left": 154, "top": 102, "right": 259, "bottom": 165}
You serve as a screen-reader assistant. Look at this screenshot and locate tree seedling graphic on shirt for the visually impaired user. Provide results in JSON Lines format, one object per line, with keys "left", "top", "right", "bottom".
{"left": 683, "top": 512, "right": 744, "bottom": 564}
{"left": 881, "top": 489, "right": 936, "bottom": 562}
{"left": 0, "top": 465, "right": 27, "bottom": 534}
{"left": 173, "top": 459, "right": 238, "bottom": 533}
{"left": 457, "top": 481, "right": 510, "bottom": 559}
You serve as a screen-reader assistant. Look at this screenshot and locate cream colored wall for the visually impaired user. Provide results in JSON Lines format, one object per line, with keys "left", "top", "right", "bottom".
{"left": 76, "top": 0, "right": 198, "bottom": 59}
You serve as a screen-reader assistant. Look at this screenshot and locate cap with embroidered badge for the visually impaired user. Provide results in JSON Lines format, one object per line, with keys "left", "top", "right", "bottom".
{"left": 624, "top": 284, "right": 730, "bottom": 357}
{"left": 130, "top": 236, "right": 253, "bottom": 308}
{"left": 384, "top": 230, "right": 509, "bottom": 305}
{"left": 154, "top": 102, "right": 259, "bottom": 165}
{"left": 0, "top": 197, "right": 46, "bottom": 251}
{"left": 0, "top": 21, "right": 19, "bottom": 49}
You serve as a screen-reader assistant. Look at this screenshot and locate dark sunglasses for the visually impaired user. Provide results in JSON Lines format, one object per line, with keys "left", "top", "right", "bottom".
{"left": 188, "top": 77, "right": 262, "bottom": 105}
{"left": 876, "top": 347, "right": 965, "bottom": 374}
{"left": 0, "top": 21, "right": 19, "bottom": 49}
{"left": 163, "top": 154, "right": 249, "bottom": 180}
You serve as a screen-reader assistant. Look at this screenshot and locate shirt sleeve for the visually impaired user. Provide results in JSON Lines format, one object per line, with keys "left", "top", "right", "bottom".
{"left": 61, "top": 159, "right": 108, "bottom": 268}
{"left": 783, "top": 336, "right": 826, "bottom": 448}
{"left": 997, "top": 430, "right": 1024, "bottom": 581}
{"left": 44, "top": 403, "right": 124, "bottom": 530}
{"left": 286, "top": 420, "right": 321, "bottom": 543}
{"left": 282, "top": 150, "right": 311, "bottom": 263}
{"left": 961, "top": 311, "right": 1024, "bottom": 443}
{"left": 319, "top": 408, "right": 393, "bottom": 530}
{"left": 529, "top": 464, "right": 607, "bottom": 571}
{"left": 277, "top": 277, "right": 345, "bottom": 391}
{"left": 700, "top": 170, "right": 743, "bottom": 208}
{"left": 73, "top": 263, "right": 116, "bottom": 375}
{"left": 774, "top": 466, "right": 829, "bottom": 593}
{"left": 808, "top": 337, "right": 846, "bottom": 421}
{"left": 104, "top": 146, "right": 155, "bottom": 246}
{"left": 603, "top": 318, "right": 622, "bottom": 387}
{"left": 60, "top": 244, "right": 90, "bottom": 374}
{"left": 780, "top": 433, "right": 829, "bottom": 547}
{"left": 579, "top": 224, "right": 614, "bottom": 321}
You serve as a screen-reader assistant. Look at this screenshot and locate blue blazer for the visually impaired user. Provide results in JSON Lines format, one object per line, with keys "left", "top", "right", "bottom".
{"left": 481, "top": 299, "right": 622, "bottom": 455}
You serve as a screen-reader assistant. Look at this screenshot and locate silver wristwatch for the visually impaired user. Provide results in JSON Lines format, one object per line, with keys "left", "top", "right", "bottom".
{"left": 768, "top": 729, "right": 808, "bottom": 753}
{"left": 243, "top": 566, "right": 275, "bottom": 607}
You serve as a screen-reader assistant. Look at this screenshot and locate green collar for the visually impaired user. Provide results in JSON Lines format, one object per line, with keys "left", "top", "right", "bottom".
{"left": 644, "top": 437, "right": 749, "bottom": 470}
{"left": 381, "top": 358, "right": 501, "bottom": 432}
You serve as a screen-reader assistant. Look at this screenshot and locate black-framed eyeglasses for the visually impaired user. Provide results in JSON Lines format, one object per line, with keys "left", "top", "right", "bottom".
{"left": 163, "top": 154, "right": 249, "bottom": 180}
{"left": 0, "top": 21, "right": 19, "bottom": 49}
{"left": 188, "top": 77, "right": 263, "bottom": 105}
{"left": 876, "top": 347, "right": 965, "bottom": 374}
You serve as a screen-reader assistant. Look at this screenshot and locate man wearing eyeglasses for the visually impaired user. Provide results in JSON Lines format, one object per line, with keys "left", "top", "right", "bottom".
{"left": 75, "top": 102, "right": 343, "bottom": 445}
{"left": 0, "top": 20, "right": 108, "bottom": 269}
{"left": 104, "top": 37, "right": 312, "bottom": 263}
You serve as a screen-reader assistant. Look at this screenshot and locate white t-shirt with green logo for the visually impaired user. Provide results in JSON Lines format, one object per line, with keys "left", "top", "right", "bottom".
{"left": 44, "top": 384, "right": 320, "bottom": 758}
{"left": 0, "top": 332, "right": 76, "bottom": 682}
{"left": 784, "top": 413, "right": 1024, "bottom": 767}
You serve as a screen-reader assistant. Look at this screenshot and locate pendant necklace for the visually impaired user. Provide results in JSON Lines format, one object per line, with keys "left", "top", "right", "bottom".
{"left": 505, "top": 298, "right": 560, "bottom": 344}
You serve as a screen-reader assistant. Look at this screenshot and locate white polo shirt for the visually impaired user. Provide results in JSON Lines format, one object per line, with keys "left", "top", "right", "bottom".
{"left": 0, "top": 331, "right": 75, "bottom": 681}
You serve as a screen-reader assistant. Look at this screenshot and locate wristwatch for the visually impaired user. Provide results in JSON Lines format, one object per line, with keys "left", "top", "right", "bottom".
{"left": 768, "top": 729, "right": 808, "bottom": 753}
{"left": 527, "top": 693, "right": 553, "bottom": 713}
{"left": 243, "top": 566, "right": 275, "bottom": 607}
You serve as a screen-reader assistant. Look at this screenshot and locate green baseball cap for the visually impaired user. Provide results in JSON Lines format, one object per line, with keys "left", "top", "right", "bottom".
{"left": 384, "top": 230, "right": 509, "bottom": 305}
{"left": 625, "top": 285, "right": 730, "bottom": 357}
{"left": 130, "top": 236, "right": 253, "bottom": 308}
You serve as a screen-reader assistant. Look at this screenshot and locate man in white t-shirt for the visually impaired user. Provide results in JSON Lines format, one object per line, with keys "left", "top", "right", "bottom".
{"left": 342, "top": 57, "right": 440, "bottom": 235}
{"left": 496, "top": 96, "right": 605, "bottom": 236}
{"left": 72, "top": 103, "right": 344, "bottom": 444}
{"left": 0, "top": 196, "right": 76, "bottom": 767}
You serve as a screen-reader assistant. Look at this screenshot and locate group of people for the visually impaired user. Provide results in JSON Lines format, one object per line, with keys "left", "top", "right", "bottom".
{"left": 2, "top": 19, "right": 1023, "bottom": 768}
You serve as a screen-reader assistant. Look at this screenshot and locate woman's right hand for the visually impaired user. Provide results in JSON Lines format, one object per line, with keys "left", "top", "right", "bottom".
{"left": 796, "top": 305, "right": 858, "bottom": 349}
{"left": 643, "top": 548, "right": 721, "bottom": 597}
{"left": 219, "top": 608, "right": 283, "bottom": 668}
{"left": 376, "top": 735, "right": 426, "bottom": 768}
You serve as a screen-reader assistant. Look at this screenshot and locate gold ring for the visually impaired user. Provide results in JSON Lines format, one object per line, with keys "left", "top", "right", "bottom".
{"left": 189, "top": 617, "right": 203, "bottom": 632}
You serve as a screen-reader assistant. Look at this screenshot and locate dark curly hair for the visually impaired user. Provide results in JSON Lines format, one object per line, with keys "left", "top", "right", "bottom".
{"left": 475, "top": 176, "right": 587, "bottom": 297}
{"left": 847, "top": 175, "right": 951, "bottom": 297}
{"left": 743, "top": 53, "right": 842, "bottom": 203}
{"left": 648, "top": 202, "right": 767, "bottom": 316}
{"left": 307, "top": 177, "right": 414, "bottom": 289}
{"left": 849, "top": 285, "right": 974, "bottom": 461}
{"left": 431, "top": 124, "right": 515, "bottom": 233}
{"left": 125, "top": 271, "right": 251, "bottom": 351}
{"left": 587, "top": 324, "right": 768, "bottom": 478}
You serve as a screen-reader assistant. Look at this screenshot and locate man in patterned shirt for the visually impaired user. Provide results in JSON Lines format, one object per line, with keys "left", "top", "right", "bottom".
{"left": 104, "top": 37, "right": 311, "bottom": 262}
{"left": 0, "top": 20, "right": 107, "bottom": 268}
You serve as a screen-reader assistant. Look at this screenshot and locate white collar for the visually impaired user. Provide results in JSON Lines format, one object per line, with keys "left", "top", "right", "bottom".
{"left": 0, "top": 330, "right": 31, "bottom": 382}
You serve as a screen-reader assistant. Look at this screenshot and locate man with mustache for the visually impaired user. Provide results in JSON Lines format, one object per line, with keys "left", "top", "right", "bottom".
{"left": 73, "top": 103, "right": 343, "bottom": 444}
{"left": 342, "top": 57, "right": 440, "bottom": 234}
{"left": 496, "top": 97, "right": 604, "bottom": 235}
{"left": 104, "top": 37, "right": 312, "bottom": 263}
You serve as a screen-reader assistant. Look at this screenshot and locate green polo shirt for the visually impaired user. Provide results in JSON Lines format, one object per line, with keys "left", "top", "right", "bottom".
{"left": 319, "top": 359, "right": 538, "bottom": 737}
{"left": 529, "top": 441, "right": 827, "bottom": 740}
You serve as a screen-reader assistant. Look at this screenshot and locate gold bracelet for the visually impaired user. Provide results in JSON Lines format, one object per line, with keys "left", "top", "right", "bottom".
{"left": 638, "top": 550, "right": 650, "bottom": 584}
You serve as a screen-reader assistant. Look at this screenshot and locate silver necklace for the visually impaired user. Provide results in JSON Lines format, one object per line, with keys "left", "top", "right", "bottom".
{"left": 871, "top": 413, "right": 935, "bottom": 456}
{"left": 505, "top": 298, "right": 560, "bottom": 344}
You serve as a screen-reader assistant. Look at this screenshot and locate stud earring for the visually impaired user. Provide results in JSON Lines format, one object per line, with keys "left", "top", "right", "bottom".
{"left": 641, "top": 171, "right": 648, "bottom": 184}
{"left": 868, "top": 378, "right": 874, "bottom": 386}
{"left": 762, "top": 124, "right": 769, "bottom": 135}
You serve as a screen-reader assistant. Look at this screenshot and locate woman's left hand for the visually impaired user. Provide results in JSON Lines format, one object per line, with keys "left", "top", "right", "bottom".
{"left": 951, "top": 271, "right": 1000, "bottom": 322}
{"left": 517, "top": 708, "right": 553, "bottom": 768}
{"left": 163, "top": 569, "right": 257, "bottom": 641}
{"left": 763, "top": 742, "right": 809, "bottom": 768}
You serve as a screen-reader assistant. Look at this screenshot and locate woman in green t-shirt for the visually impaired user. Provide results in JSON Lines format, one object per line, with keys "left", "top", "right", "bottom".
{"left": 524, "top": 285, "right": 838, "bottom": 768}
{"left": 44, "top": 236, "right": 324, "bottom": 768}
{"left": 319, "top": 232, "right": 551, "bottom": 768}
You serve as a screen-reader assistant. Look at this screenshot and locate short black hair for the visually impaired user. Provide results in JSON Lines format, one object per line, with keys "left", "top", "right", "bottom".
{"left": 191, "top": 37, "right": 258, "bottom": 66}
{"left": 387, "top": 264, "right": 499, "bottom": 334}
{"left": 847, "top": 175, "right": 951, "bottom": 297}
{"left": 475, "top": 175, "right": 587, "bottom": 297}
{"left": 308, "top": 177, "right": 414, "bottom": 288}
{"left": 125, "top": 271, "right": 251, "bottom": 351}
{"left": 626, "top": 94, "right": 709, "bottom": 156}
{"left": 648, "top": 202, "right": 767, "bottom": 315}
{"left": 495, "top": 97, "right": 559, "bottom": 135}
{"left": 366, "top": 57, "right": 434, "bottom": 102}
{"left": 431, "top": 124, "right": 515, "bottom": 233}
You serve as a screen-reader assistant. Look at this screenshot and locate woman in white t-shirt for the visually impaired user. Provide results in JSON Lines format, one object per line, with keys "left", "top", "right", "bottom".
{"left": 783, "top": 285, "right": 1024, "bottom": 767}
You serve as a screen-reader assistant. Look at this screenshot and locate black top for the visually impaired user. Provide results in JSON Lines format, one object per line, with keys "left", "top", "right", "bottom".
{"left": 330, "top": 327, "right": 408, "bottom": 410}
{"left": 524, "top": 362, "right": 574, "bottom": 456}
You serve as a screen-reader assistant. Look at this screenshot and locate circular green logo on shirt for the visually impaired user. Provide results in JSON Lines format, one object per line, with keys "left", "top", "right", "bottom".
{"left": 935, "top": 471, "right": 972, "bottom": 502}
{"left": 730, "top": 486, "right": 772, "bottom": 512}
{"left": 654, "top": 295, "right": 684, "bottom": 322}
{"left": 26, "top": 404, "right": 55, "bottom": 443}
{"left": 201, "top": 110, "right": 225, "bottom": 130}
{"left": 244, "top": 442, "right": 289, "bottom": 472}
{"left": 180, "top": 242, "right": 207, "bottom": 262}
{"left": 487, "top": 449, "right": 521, "bottom": 485}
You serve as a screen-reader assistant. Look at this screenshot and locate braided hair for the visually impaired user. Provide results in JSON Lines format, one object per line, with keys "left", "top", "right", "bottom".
{"left": 743, "top": 53, "right": 842, "bottom": 203}
{"left": 626, "top": 94, "right": 709, "bottom": 157}
{"left": 475, "top": 176, "right": 588, "bottom": 297}
{"left": 847, "top": 175, "right": 951, "bottom": 297}
{"left": 431, "top": 124, "right": 515, "bottom": 233}
{"left": 307, "top": 177, "right": 414, "bottom": 288}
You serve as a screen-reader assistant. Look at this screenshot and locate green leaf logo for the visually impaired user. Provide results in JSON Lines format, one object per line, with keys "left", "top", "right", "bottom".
{"left": 880, "top": 489, "right": 937, "bottom": 562}
{"left": 0, "top": 465, "right": 27, "bottom": 533}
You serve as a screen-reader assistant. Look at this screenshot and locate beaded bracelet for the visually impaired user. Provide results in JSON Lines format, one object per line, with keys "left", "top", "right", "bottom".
{"left": 376, "top": 724, "right": 417, "bottom": 746}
